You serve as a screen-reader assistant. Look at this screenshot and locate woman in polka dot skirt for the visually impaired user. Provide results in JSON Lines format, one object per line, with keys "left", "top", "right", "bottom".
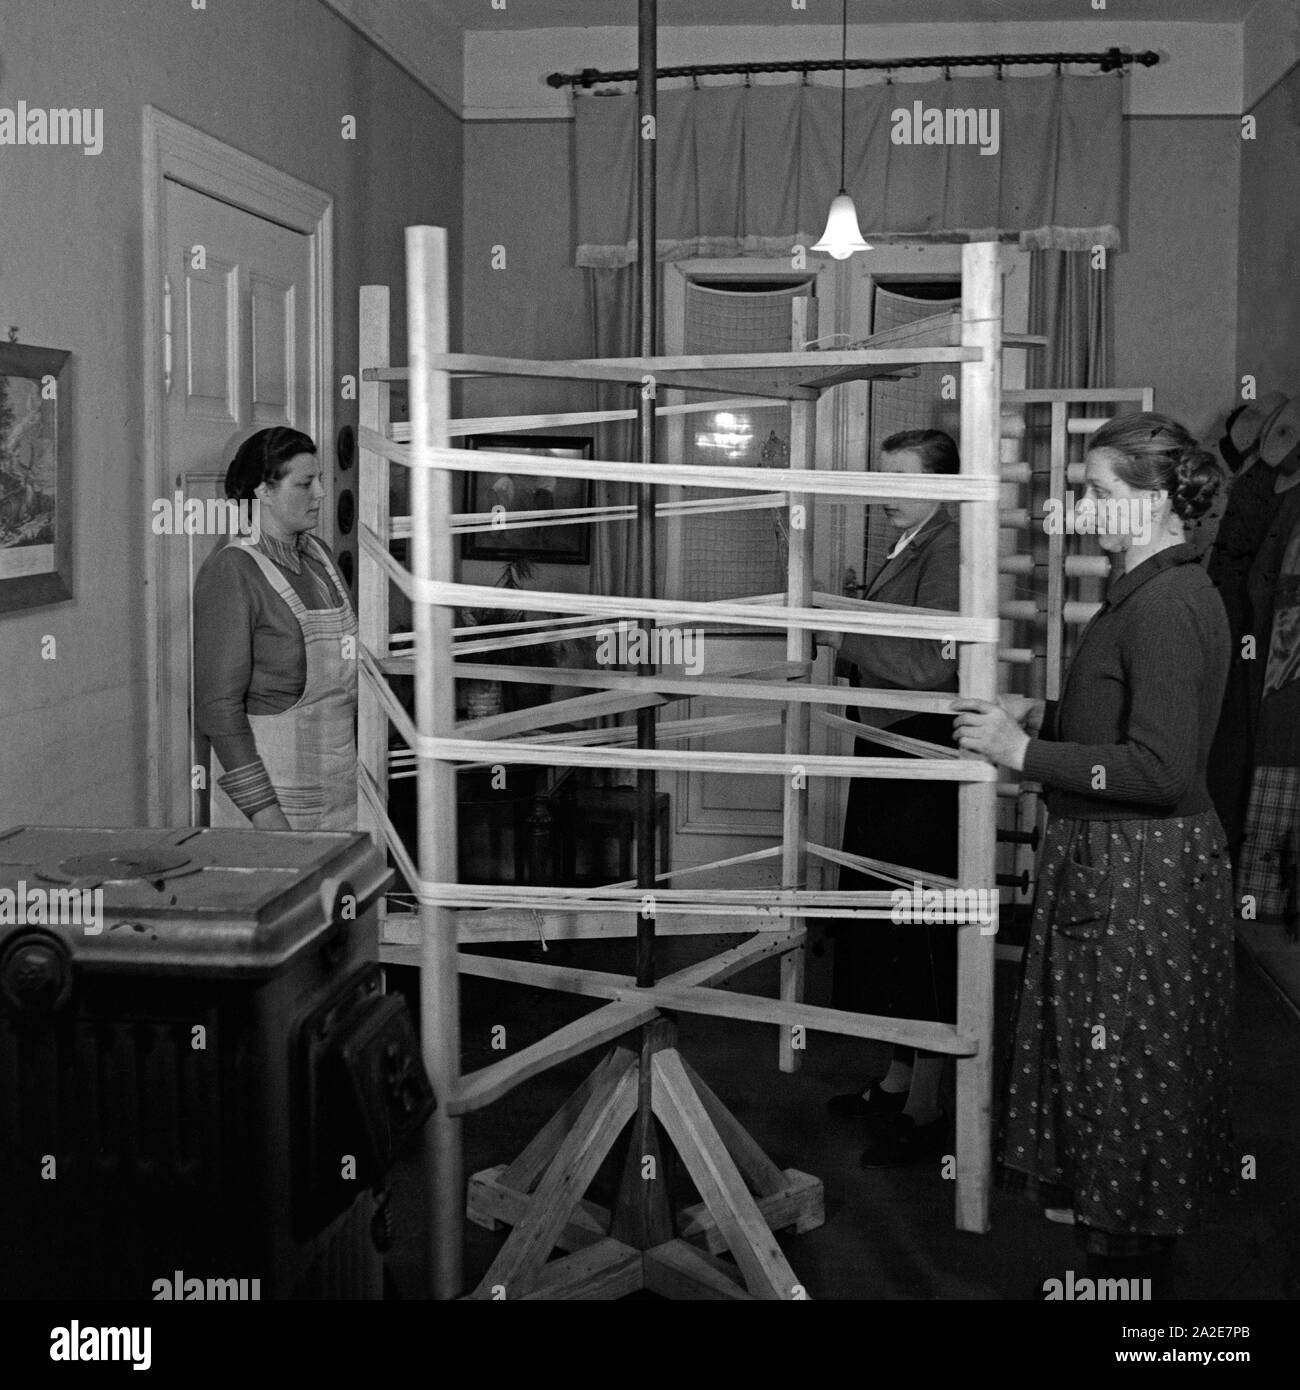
{"left": 952, "top": 413, "right": 1236, "bottom": 1296}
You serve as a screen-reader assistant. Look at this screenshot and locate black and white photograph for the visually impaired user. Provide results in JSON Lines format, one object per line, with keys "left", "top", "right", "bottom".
{"left": 1, "top": 0, "right": 1297, "bottom": 1367}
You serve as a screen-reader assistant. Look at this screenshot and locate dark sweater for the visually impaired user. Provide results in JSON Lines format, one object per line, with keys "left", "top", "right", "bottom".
{"left": 1022, "top": 543, "right": 1230, "bottom": 822}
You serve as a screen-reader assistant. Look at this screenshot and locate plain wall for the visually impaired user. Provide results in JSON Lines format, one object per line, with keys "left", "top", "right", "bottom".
{"left": 1237, "top": 62, "right": 1300, "bottom": 396}
{"left": 0, "top": 0, "right": 462, "bottom": 827}
{"left": 1113, "top": 115, "right": 1241, "bottom": 441}
{"left": 459, "top": 118, "right": 595, "bottom": 596}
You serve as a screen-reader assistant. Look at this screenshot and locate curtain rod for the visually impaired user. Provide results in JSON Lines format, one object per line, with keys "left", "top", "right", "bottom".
{"left": 546, "top": 46, "right": 1158, "bottom": 89}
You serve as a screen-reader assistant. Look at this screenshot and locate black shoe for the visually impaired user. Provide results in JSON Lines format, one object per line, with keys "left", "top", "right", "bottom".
{"left": 858, "top": 1112, "right": 949, "bottom": 1168}
{"left": 826, "top": 1082, "right": 908, "bottom": 1119}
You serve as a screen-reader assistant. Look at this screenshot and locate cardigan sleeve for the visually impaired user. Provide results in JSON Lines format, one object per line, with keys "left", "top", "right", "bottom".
{"left": 839, "top": 528, "right": 961, "bottom": 692}
{"left": 192, "top": 549, "right": 278, "bottom": 818}
{"left": 1021, "top": 596, "right": 1202, "bottom": 807}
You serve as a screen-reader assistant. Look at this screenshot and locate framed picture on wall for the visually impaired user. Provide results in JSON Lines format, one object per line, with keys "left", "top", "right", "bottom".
{"left": 462, "top": 434, "right": 594, "bottom": 565}
{"left": 0, "top": 341, "right": 72, "bottom": 614}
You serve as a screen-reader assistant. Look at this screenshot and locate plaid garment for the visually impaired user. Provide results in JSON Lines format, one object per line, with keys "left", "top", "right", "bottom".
{"left": 1236, "top": 764, "right": 1300, "bottom": 933}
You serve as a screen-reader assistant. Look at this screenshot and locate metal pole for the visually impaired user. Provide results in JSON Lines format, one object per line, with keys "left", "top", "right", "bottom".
{"left": 635, "top": 0, "right": 658, "bottom": 989}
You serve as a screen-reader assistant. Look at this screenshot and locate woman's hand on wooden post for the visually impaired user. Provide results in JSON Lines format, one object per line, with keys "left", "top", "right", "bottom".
{"left": 950, "top": 697, "right": 1031, "bottom": 771}
{"left": 813, "top": 630, "right": 843, "bottom": 652}
{"left": 997, "top": 694, "right": 1045, "bottom": 734}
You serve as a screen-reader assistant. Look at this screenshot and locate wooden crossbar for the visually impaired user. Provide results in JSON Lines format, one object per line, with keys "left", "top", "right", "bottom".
{"left": 375, "top": 578, "right": 999, "bottom": 644}
{"left": 385, "top": 661, "right": 970, "bottom": 717}
{"left": 811, "top": 708, "right": 960, "bottom": 759}
{"left": 364, "top": 345, "right": 981, "bottom": 382}
{"left": 439, "top": 491, "right": 785, "bottom": 537}
{"left": 358, "top": 426, "right": 1002, "bottom": 501}
{"left": 432, "top": 395, "right": 789, "bottom": 437}
{"left": 457, "top": 952, "right": 978, "bottom": 1054}
{"left": 451, "top": 930, "right": 806, "bottom": 1113}
{"left": 421, "top": 736, "right": 1000, "bottom": 782}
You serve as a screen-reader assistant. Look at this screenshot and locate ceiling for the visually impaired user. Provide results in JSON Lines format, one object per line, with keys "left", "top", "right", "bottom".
{"left": 440, "top": 0, "right": 1256, "bottom": 30}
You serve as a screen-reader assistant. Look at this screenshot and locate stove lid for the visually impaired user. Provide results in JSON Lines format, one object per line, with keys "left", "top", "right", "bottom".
{"left": 0, "top": 826, "right": 392, "bottom": 977}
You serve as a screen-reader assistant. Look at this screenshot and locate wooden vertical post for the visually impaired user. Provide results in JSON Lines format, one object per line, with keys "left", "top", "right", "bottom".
{"left": 634, "top": 0, "right": 659, "bottom": 991}
{"left": 1045, "top": 399, "right": 1067, "bottom": 703}
{"left": 955, "top": 241, "right": 1001, "bottom": 1232}
{"left": 357, "top": 286, "right": 391, "bottom": 855}
{"left": 779, "top": 297, "right": 814, "bottom": 1074}
{"left": 407, "top": 226, "right": 464, "bottom": 1297}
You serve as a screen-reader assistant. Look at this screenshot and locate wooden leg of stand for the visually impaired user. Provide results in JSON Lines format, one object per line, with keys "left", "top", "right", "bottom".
{"left": 651, "top": 1048, "right": 801, "bottom": 1300}
{"left": 643, "top": 1241, "right": 749, "bottom": 1300}
{"left": 677, "top": 1057, "right": 787, "bottom": 1197}
{"left": 500, "top": 1049, "right": 615, "bottom": 1193}
{"left": 610, "top": 1018, "right": 676, "bottom": 1249}
{"left": 778, "top": 941, "right": 806, "bottom": 1074}
{"left": 471, "top": 1046, "right": 639, "bottom": 1298}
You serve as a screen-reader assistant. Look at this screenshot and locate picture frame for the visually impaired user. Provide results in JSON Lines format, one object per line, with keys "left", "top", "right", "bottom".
{"left": 461, "top": 434, "right": 594, "bottom": 565}
{"left": 0, "top": 341, "right": 72, "bottom": 613}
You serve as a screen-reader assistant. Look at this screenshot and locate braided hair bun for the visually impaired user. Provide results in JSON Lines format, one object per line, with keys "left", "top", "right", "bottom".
{"left": 1170, "top": 442, "right": 1224, "bottom": 522}
{"left": 1087, "top": 412, "right": 1225, "bottom": 523}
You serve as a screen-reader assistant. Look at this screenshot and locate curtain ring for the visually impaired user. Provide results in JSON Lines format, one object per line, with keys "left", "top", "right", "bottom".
{"left": 884, "top": 67, "right": 893, "bottom": 86}
{"left": 944, "top": 64, "right": 951, "bottom": 82}
{"left": 1055, "top": 60, "right": 1063, "bottom": 78}
{"left": 692, "top": 73, "right": 699, "bottom": 90}
{"left": 996, "top": 62, "right": 1004, "bottom": 82}
{"left": 744, "top": 66, "right": 752, "bottom": 88}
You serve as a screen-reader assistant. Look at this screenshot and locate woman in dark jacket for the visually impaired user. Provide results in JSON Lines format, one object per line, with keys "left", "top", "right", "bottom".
{"left": 818, "top": 429, "right": 961, "bottom": 1166}
{"left": 954, "top": 412, "right": 1235, "bottom": 1295}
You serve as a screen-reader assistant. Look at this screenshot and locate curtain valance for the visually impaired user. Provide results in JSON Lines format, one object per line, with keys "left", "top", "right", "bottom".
{"left": 574, "top": 75, "right": 1122, "bottom": 266}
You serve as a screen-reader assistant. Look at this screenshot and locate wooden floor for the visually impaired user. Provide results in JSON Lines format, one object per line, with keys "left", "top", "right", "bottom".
{"left": 385, "top": 934, "right": 1297, "bottom": 1301}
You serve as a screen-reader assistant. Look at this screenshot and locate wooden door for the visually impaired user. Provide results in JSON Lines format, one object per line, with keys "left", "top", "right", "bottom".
{"left": 156, "top": 180, "right": 314, "bottom": 825}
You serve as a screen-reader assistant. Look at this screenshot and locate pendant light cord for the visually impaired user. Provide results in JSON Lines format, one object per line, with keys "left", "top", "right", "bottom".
{"left": 839, "top": 0, "right": 847, "bottom": 193}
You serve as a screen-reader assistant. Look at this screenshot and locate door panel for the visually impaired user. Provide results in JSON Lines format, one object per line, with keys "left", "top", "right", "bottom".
{"left": 183, "top": 257, "right": 238, "bottom": 418}
{"left": 250, "top": 273, "right": 295, "bottom": 426}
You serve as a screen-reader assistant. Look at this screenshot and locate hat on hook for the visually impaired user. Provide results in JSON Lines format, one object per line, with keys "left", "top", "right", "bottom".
{"left": 1228, "top": 390, "right": 1287, "bottom": 455}
{"left": 1260, "top": 395, "right": 1300, "bottom": 467}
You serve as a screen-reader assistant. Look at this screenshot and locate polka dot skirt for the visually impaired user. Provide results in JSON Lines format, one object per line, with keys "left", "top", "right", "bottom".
{"left": 997, "top": 810, "right": 1237, "bottom": 1240}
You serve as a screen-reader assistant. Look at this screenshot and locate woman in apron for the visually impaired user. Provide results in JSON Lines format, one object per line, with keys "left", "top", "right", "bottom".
{"left": 193, "top": 427, "right": 357, "bottom": 831}
{"left": 953, "top": 412, "right": 1235, "bottom": 1297}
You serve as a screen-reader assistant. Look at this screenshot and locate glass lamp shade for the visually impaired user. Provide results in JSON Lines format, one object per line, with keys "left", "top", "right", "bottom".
{"left": 811, "top": 191, "right": 872, "bottom": 260}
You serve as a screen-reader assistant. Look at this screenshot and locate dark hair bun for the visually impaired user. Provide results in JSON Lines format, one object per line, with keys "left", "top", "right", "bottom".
{"left": 1171, "top": 444, "right": 1224, "bottom": 522}
{"left": 224, "top": 427, "right": 317, "bottom": 502}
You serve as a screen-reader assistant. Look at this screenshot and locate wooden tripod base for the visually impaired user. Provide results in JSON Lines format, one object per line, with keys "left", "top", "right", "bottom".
{"left": 464, "top": 1026, "right": 825, "bottom": 1300}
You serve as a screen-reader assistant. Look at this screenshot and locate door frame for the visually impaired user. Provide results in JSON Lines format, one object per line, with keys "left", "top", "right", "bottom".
{"left": 141, "top": 106, "right": 334, "bottom": 826}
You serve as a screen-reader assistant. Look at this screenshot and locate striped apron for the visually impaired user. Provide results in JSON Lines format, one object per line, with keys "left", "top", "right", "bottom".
{"left": 210, "top": 535, "right": 358, "bottom": 831}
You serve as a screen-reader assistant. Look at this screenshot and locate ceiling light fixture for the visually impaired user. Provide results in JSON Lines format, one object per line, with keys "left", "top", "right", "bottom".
{"left": 812, "top": 0, "right": 872, "bottom": 260}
